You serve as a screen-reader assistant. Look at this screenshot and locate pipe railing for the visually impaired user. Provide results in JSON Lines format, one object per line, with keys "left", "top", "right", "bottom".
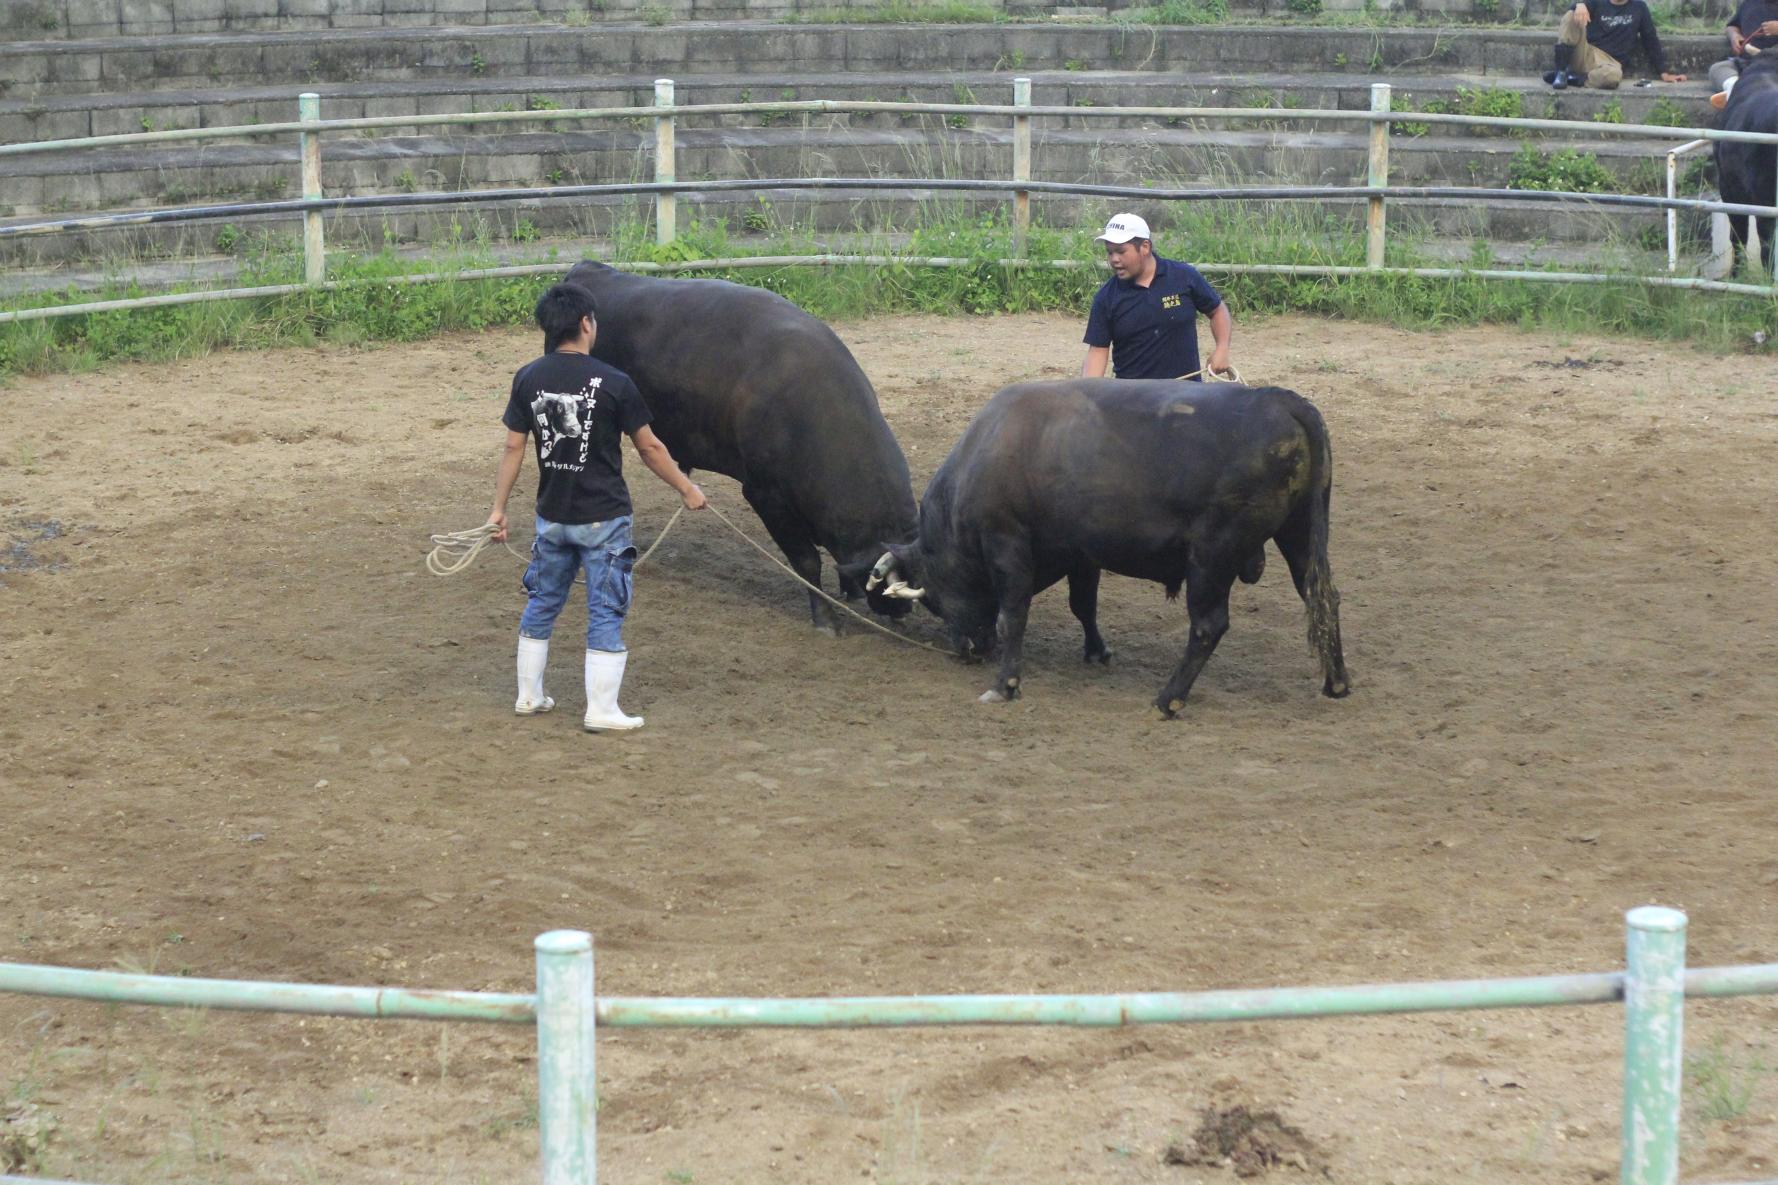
{"left": 1, "top": 908, "right": 1774, "bottom": 1185}
{"left": 4, "top": 82, "right": 1776, "bottom": 321}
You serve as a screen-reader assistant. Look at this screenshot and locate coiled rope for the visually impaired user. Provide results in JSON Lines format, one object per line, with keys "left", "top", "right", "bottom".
{"left": 426, "top": 503, "right": 952, "bottom": 655}
{"left": 425, "top": 506, "right": 685, "bottom": 578}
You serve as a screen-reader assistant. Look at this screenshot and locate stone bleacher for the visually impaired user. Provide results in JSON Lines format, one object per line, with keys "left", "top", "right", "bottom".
{"left": 0, "top": 6, "right": 1733, "bottom": 274}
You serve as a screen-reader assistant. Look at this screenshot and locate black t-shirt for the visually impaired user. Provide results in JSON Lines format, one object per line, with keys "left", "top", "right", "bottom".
{"left": 1573, "top": 0, "right": 1666, "bottom": 73}
{"left": 1729, "top": 0, "right": 1778, "bottom": 50}
{"left": 501, "top": 351, "right": 652, "bottom": 524}
{"left": 1083, "top": 256, "right": 1224, "bottom": 381}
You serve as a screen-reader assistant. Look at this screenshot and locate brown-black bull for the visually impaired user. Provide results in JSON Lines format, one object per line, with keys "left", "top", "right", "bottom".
{"left": 1716, "top": 50, "right": 1778, "bottom": 274}
{"left": 868, "top": 379, "right": 1351, "bottom": 715}
{"left": 564, "top": 260, "right": 918, "bottom": 631}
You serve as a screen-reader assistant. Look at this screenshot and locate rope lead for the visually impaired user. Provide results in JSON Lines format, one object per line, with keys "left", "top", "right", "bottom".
{"left": 425, "top": 504, "right": 952, "bottom": 656}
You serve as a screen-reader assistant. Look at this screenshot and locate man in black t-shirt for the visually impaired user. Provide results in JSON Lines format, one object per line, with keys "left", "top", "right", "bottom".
{"left": 485, "top": 281, "right": 706, "bottom": 732}
{"left": 1545, "top": 0, "right": 1687, "bottom": 89}
{"left": 1081, "top": 213, "right": 1233, "bottom": 382}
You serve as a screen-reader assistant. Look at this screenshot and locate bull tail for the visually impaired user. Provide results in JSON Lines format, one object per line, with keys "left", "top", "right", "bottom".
{"left": 1274, "top": 391, "right": 1351, "bottom": 699}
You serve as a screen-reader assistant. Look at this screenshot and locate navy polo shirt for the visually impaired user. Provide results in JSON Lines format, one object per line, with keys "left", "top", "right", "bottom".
{"left": 1083, "top": 256, "right": 1224, "bottom": 380}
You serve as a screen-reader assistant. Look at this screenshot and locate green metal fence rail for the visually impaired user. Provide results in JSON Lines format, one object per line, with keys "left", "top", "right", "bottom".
{"left": 3, "top": 81, "right": 1776, "bottom": 323}
{"left": 3, "top": 907, "right": 1777, "bottom": 1185}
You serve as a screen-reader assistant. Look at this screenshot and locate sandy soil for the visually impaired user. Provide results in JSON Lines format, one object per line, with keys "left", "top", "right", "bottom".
{"left": 2, "top": 311, "right": 1777, "bottom": 1185}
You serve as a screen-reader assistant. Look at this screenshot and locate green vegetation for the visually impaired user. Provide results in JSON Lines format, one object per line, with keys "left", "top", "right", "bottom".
{"left": 1645, "top": 96, "right": 1694, "bottom": 128}
{"left": 1506, "top": 144, "right": 1618, "bottom": 192}
{"left": 1121, "top": 0, "right": 1231, "bottom": 24}
{"left": 1396, "top": 84, "right": 1531, "bottom": 136}
{"left": 800, "top": 0, "right": 1000, "bottom": 21}
{"left": 3, "top": 207, "right": 1772, "bottom": 384}
{"left": 1686, "top": 1036, "right": 1773, "bottom": 1124}
{"left": 1593, "top": 97, "right": 1624, "bottom": 124}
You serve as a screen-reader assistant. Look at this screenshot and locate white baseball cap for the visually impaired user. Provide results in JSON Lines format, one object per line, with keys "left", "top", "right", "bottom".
{"left": 1094, "top": 213, "right": 1151, "bottom": 244}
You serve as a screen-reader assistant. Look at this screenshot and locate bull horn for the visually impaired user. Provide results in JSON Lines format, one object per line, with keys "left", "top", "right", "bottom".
{"left": 885, "top": 580, "right": 925, "bottom": 600}
{"left": 866, "top": 551, "right": 897, "bottom": 592}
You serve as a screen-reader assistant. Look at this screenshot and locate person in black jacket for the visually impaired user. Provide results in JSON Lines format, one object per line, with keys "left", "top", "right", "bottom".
{"left": 1545, "top": 0, "right": 1688, "bottom": 89}
{"left": 1708, "top": 0, "right": 1777, "bottom": 103}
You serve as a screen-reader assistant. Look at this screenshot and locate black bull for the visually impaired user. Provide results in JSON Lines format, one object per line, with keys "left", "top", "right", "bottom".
{"left": 869, "top": 380, "right": 1351, "bottom": 716}
{"left": 1716, "top": 51, "right": 1778, "bottom": 272}
{"left": 564, "top": 260, "right": 918, "bottom": 629}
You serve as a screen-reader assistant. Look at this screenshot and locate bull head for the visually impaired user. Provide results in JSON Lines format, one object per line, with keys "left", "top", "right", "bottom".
{"left": 867, "top": 550, "right": 925, "bottom": 600}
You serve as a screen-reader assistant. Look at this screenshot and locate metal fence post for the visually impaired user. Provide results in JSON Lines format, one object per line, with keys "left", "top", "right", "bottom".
{"left": 654, "top": 78, "right": 676, "bottom": 247}
{"left": 1622, "top": 906, "right": 1686, "bottom": 1185}
{"left": 1366, "top": 83, "right": 1390, "bottom": 270}
{"left": 536, "top": 930, "right": 597, "bottom": 1185}
{"left": 298, "top": 92, "right": 324, "bottom": 285}
{"left": 1664, "top": 147, "right": 1679, "bottom": 273}
{"left": 1012, "top": 77, "right": 1031, "bottom": 257}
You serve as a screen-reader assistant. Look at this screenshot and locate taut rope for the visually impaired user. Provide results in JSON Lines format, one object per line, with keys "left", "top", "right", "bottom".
{"left": 426, "top": 503, "right": 953, "bottom": 656}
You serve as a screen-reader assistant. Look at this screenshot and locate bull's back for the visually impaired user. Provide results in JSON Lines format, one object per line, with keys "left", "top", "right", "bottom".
{"left": 566, "top": 262, "right": 917, "bottom": 547}
{"left": 568, "top": 262, "right": 885, "bottom": 452}
{"left": 952, "top": 380, "right": 1312, "bottom": 509}
{"left": 933, "top": 380, "right": 1320, "bottom": 578}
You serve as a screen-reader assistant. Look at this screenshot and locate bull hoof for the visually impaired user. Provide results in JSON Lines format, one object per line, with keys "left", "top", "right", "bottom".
{"left": 1323, "top": 676, "right": 1351, "bottom": 699}
{"left": 1154, "top": 695, "right": 1187, "bottom": 719}
{"left": 978, "top": 686, "right": 1019, "bottom": 704}
{"left": 1084, "top": 645, "right": 1113, "bottom": 666}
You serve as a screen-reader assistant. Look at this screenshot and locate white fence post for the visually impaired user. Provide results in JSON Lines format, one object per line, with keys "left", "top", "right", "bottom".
{"left": 1665, "top": 147, "right": 1679, "bottom": 273}
{"left": 298, "top": 92, "right": 324, "bottom": 285}
{"left": 536, "top": 930, "right": 597, "bottom": 1185}
{"left": 1621, "top": 906, "right": 1686, "bottom": 1185}
{"left": 1012, "top": 76, "right": 1031, "bottom": 257}
{"left": 655, "top": 78, "right": 676, "bottom": 248}
{"left": 1366, "top": 83, "right": 1390, "bottom": 271}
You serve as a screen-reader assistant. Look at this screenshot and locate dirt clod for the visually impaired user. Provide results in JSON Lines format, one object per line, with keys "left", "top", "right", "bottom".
{"left": 1, "top": 1103, "right": 59, "bottom": 1172}
{"left": 1163, "top": 1105, "right": 1321, "bottom": 1177}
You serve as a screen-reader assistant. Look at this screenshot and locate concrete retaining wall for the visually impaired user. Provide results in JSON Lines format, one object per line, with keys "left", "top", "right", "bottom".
{"left": 0, "top": 0, "right": 996, "bottom": 41}
{"left": 0, "top": 24, "right": 1730, "bottom": 99}
{"left": 0, "top": 0, "right": 1732, "bottom": 41}
{"left": 0, "top": 189, "right": 1683, "bottom": 268}
{"left": 0, "top": 69, "right": 1717, "bottom": 144}
{"left": 0, "top": 124, "right": 1686, "bottom": 217}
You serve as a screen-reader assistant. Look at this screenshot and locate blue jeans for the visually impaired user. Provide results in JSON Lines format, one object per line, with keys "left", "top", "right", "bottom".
{"left": 518, "top": 515, "right": 636, "bottom": 652}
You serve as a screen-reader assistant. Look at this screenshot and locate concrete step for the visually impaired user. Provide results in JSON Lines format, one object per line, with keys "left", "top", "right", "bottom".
{"left": 0, "top": 187, "right": 1703, "bottom": 272}
{"left": 3, "top": 216, "right": 1686, "bottom": 304}
{"left": 0, "top": 21, "right": 1728, "bottom": 100}
{"left": 0, "top": 0, "right": 1734, "bottom": 43}
{"left": 1, "top": 0, "right": 1105, "bottom": 43}
{"left": 0, "top": 124, "right": 1694, "bottom": 217}
{"left": 0, "top": 67, "right": 1722, "bottom": 145}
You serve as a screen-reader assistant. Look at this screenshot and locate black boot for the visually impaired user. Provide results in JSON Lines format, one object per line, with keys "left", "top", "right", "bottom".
{"left": 1551, "top": 43, "right": 1574, "bottom": 89}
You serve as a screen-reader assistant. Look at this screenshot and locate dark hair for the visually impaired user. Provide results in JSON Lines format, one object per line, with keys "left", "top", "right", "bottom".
{"left": 535, "top": 282, "right": 597, "bottom": 352}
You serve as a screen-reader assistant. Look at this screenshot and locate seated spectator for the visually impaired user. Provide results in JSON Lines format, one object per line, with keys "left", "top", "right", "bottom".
{"left": 1544, "top": 0, "right": 1688, "bottom": 90}
{"left": 1709, "top": 0, "right": 1776, "bottom": 107}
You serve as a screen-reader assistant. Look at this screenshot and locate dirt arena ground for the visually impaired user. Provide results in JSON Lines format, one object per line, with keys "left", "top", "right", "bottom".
{"left": 2, "top": 310, "right": 1776, "bottom": 1185}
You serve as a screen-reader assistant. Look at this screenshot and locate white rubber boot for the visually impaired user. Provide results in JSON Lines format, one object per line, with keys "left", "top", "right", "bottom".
{"left": 583, "top": 649, "right": 643, "bottom": 732}
{"left": 514, "top": 635, "right": 554, "bottom": 715}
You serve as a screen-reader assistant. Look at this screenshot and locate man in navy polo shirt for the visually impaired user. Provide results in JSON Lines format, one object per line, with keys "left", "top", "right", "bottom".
{"left": 1081, "top": 213, "right": 1234, "bottom": 381}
